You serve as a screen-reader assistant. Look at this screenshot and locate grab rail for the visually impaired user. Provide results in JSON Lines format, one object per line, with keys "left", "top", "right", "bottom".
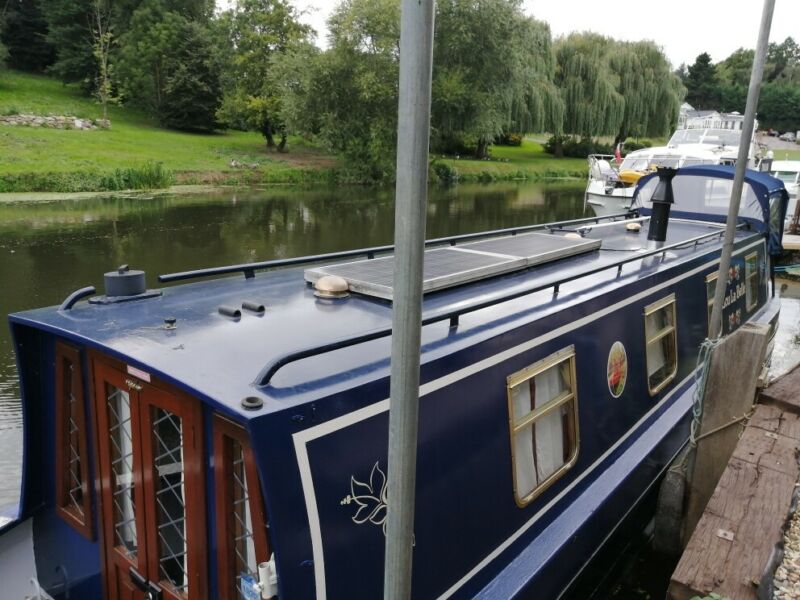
{"left": 158, "top": 212, "right": 634, "bottom": 283}
{"left": 257, "top": 225, "right": 738, "bottom": 387}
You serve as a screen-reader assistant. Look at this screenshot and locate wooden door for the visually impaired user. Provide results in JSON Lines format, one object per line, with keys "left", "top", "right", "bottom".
{"left": 93, "top": 356, "right": 206, "bottom": 600}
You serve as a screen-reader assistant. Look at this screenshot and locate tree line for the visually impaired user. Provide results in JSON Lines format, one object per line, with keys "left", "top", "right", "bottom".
{"left": 0, "top": 0, "right": 686, "bottom": 175}
{"left": 679, "top": 38, "right": 800, "bottom": 133}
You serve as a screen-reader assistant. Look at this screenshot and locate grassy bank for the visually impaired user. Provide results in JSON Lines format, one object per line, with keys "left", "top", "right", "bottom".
{"left": 0, "top": 70, "right": 587, "bottom": 193}
{"left": 432, "top": 140, "right": 586, "bottom": 183}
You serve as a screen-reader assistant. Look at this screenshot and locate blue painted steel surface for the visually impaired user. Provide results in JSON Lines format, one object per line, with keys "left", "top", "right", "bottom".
{"left": 2, "top": 208, "right": 776, "bottom": 598}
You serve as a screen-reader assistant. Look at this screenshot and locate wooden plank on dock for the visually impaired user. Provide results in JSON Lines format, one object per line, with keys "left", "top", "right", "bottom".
{"left": 669, "top": 405, "right": 800, "bottom": 600}
{"left": 760, "top": 365, "right": 800, "bottom": 414}
{"left": 684, "top": 323, "right": 770, "bottom": 539}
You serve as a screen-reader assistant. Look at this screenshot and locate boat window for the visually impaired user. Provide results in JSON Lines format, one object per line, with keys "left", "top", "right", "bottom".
{"left": 745, "top": 253, "right": 759, "bottom": 311}
{"left": 620, "top": 157, "right": 649, "bottom": 171}
{"left": 706, "top": 273, "right": 718, "bottom": 335}
{"left": 507, "top": 346, "right": 579, "bottom": 507}
{"left": 644, "top": 295, "right": 678, "bottom": 395}
{"left": 54, "top": 340, "right": 93, "bottom": 538}
{"left": 772, "top": 171, "right": 799, "bottom": 184}
{"left": 213, "top": 415, "right": 272, "bottom": 599}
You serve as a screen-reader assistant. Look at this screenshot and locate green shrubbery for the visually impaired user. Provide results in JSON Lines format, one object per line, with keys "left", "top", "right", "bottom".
{"left": 543, "top": 135, "right": 654, "bottom": 158}
{"left": 431, "top": 161, "right": 460, "bottom": 185}
{"left": 623, "top": 139, "right": 654, "bottom": 152}
{"left": 0, "top": 162, "right": 173, "bottom": 193}
{"left": 495, "top": 132, "right": 524, "bottom": 146}
{"left": 544, "top": 135, "right": 613, "bottom": 158}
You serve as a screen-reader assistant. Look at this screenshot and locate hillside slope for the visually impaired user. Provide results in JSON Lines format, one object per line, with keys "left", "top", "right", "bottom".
{"left": 0, "top": 71, "right": 339, "bottom": 192}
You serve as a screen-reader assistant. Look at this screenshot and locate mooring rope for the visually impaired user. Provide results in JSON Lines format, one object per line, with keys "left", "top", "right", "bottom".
{"left": 668, "top": 336, "right": 724, "bottom": 476}
{"left": 689, "top": 337, "right": 724, "bottom": 448}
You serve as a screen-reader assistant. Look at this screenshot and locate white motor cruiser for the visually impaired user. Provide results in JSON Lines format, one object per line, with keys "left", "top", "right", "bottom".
{"left": 586, "top": 127, "right": 763, "bottom": 216}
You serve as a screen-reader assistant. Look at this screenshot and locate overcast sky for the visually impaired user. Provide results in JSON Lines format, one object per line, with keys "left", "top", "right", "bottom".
{"left": 283, "top": 0, "right": 799, "bottom": 69}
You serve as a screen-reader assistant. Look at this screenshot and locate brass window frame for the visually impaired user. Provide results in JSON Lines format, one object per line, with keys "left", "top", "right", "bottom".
{"left": 705, "top": 272, "right": 718, "bottom": 335}
{"left": 506, "top": 345, "right": 580, "bottom": 508}
{"left": 744, "top": 252, "right": 759, "bottom": 311}
{"left": 644, "top": 293, "right": 678, "bottom": 396}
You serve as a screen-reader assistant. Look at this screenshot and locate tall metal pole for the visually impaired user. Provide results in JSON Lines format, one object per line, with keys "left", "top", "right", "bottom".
{"left": 384, "top": 0, "right": 435, "bottom": 598}
{"left": 708, "top": 0, "right": 775, "bottom": 339}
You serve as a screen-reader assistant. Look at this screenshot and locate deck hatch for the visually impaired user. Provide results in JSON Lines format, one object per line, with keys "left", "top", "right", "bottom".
{"left": 304, "top": 232, "right": 601, "bottom": 300}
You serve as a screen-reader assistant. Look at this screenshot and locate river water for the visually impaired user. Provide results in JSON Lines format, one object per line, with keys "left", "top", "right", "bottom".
{"left": 0, "top": 180, "right": 588, "bottom": 510}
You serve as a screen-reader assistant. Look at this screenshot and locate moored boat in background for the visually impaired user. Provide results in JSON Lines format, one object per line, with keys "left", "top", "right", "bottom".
{"left": 770, "top": 160, "right": 800, "bottom": 232}
{"left": 586, "top": 127, "right": 766, "bottom": 216}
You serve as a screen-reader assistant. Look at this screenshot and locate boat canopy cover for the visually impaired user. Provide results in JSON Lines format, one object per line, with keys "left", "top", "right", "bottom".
{"left": 632, "top": 165, "right": 789, "bottom": 255}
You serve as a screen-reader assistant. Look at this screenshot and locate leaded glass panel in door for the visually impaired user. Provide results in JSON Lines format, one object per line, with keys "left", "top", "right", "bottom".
{"left": 231, "top": 439, "right": 258, "bottom": 599}
{"left": 151, "top": 407, "right": 189, "bottom": 594}
{"left": 107, "top": 384, "right": 138, "bottom": 557}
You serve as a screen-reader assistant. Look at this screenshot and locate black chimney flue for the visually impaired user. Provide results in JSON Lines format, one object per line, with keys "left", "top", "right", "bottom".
{"left": 647, "top": 167, "right": 678, "bottom": 243}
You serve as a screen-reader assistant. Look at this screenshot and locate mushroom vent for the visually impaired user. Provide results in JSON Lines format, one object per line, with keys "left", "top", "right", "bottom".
{"left": 105, "top": 264, "right": 147, "bottom": 297}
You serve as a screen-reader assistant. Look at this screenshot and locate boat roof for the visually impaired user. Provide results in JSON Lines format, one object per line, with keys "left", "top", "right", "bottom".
{"left": 9, "top": 218, "right": 754, "bottom": 421}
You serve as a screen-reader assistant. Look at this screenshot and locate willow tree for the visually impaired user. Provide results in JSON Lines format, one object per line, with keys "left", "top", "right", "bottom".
{"left": 433, "top": 0, "right": 563, "bottom": 158}
{"left": 609, "top": 41, "right": 684, "bottom": 144}
{"left": 554, "top": 33, "right": 624, "bottom": 142}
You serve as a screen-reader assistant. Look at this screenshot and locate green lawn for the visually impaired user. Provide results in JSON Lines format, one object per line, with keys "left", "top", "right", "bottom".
{"left": 435, "top": 139, "right": 586, "bottom": 182}
{"left": 0, "top": 70, "right": 339, "bottom": 191}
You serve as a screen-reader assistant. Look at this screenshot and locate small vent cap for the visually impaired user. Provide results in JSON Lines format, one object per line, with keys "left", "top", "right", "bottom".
{"left": 314, "top": 275, "right": 350, "bottom": 299}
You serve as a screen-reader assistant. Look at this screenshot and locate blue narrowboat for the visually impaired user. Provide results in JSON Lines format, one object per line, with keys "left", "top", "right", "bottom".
{"left": 0, "top": 166, "right": 789, "bottom": 599}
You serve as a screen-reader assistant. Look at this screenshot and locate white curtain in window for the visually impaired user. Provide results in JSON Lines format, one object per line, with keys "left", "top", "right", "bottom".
{"left": 745, "top": 258, "right": 757, "bottom": 307}
{"left": 645, "top": 313, "right": 667, "bottom": 378}
{"left": 511, "top": 383, "right": 537, "bottom": 496}
{"left": 534, "top": 367, "right": 566, "bottom": 481}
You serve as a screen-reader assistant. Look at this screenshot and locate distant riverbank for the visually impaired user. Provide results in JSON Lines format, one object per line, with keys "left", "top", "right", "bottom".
{"left": 0, "top": 71, "right": 586, "bottom": 194}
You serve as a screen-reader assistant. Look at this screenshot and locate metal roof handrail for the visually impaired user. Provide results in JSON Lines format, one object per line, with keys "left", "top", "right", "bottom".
{"left": 256, "top": 224, "right": 741, "bottom": 387}
{"left": 158, "top": 212, "right": 634, "bottom": 283}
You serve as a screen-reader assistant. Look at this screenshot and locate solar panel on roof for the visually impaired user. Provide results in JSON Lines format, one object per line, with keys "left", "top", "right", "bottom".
{"left": 304, "top": 232, "right": 601, "bottom": 300}
{"left": 462, "top": 232, "right": 601, "bottom": 267}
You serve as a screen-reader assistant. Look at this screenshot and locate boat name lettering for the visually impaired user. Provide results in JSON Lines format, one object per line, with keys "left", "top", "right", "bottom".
{"left": 722, "top": 283, "right": 746, "bottom": 309}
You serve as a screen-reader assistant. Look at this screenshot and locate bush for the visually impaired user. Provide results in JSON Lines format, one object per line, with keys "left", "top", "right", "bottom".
{"left": 432, "top": 132, "right": 475, "bottom": 156}
{"left": 496, "top": 132, "right": 523, "bottom": 146}
{"left": 622, "top": 139, "right": 653, "bottom": 152}
{"left": 431, "top": 161, "right": 459, "bottom": 185}
{"left": 544, "top": 135, "right": 613, "bottom": 158}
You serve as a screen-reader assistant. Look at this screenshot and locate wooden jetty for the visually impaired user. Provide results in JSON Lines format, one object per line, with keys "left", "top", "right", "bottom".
{"left": 669, "top": 364, "right": 800, "bottom": 600}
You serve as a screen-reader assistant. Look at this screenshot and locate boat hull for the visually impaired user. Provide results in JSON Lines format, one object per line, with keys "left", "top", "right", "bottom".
{"left": 585, "top": 188, "right": 635, "bottom": 216}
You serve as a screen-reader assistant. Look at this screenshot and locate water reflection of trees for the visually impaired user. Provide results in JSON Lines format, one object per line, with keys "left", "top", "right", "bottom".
{"left": 0, "top": 182, "right": 587, "bottom": 310}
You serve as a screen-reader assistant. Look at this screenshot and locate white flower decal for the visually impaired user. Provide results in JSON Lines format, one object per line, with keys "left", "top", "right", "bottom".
{"left": 341, "top": 461, "right": 389, "bottom": 535}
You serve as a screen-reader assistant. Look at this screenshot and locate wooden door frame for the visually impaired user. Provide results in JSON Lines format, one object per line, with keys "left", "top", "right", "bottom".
{"left": 89, "top": 352, "right": 207, "bottom": 599}
{"left": 213, "top": 414, "right": 271, "bottom": 598}
{"left": 54, "top": 340, "right": 94, "bottom": 539}
{"left": 90, "top": 353, "right": 149, "bottom": 599}
{"left": 140, "top": 381, "right": 207, "bottom": 600}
